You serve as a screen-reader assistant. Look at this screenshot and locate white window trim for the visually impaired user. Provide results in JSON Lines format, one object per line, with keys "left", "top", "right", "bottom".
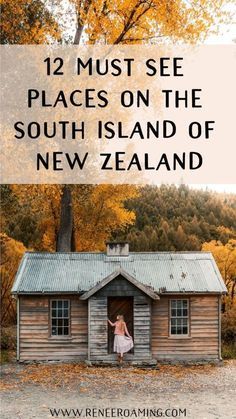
{"left": 169, "top": 298, "right": 190, "bottom": 338}
{"left": 50, "top": 298, "right": 71, "bottom": 337}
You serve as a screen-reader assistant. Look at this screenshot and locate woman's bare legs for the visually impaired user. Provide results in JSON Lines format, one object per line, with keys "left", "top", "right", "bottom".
{"left": 117, "top": 353, "right": 124, "bottom": 364}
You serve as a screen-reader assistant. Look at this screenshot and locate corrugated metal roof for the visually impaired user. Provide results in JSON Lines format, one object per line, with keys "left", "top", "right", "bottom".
{"left": 12, "top": 251, "right": 227, "bottom": 295}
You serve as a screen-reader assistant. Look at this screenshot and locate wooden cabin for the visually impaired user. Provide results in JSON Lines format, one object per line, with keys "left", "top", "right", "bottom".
{"left": 12, "top": 242, "right": 227, "bottom": 363}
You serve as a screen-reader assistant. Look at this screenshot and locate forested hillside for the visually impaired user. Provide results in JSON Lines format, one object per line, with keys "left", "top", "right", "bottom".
{"left": 1, "top": 184, "right": 236, "bottom": 325}
{"left": 2, "top": 184, "right": 236, "bottom": 253}
{"left": 113, "top": 184, "right": 236, "bottom": 251}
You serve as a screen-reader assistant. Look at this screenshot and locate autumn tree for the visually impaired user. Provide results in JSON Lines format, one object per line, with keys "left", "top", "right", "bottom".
{"left": 1, "top": 0, "right": 234, "bottom": 291}
{"left": 6, "top": 185, "right": 138, "bottom": 252}
{"left": 202, "top": 240, "right": 236, "bottom": 307}
{"left": 69, "top": 0, "right": 230, "bottom": 45}
{"left": 0, "top": 233, "right": 26, "bottom": 325}
{"left": 57, "top": 0, "right": 231, "bottom": 249}
{"left": 0, "top": 185, "right": 39, "bottom": 247}
{"left": 0, "top": 0, "right": 61, "bottom": 44}
{"left": 57, "top": 187, "right": 74, "bottom": 252}
{"left": 2, "top": 0, "right": 231, "bottom": 251}
{"left": 221, "top": 305, "right": 236, "bottom": 343}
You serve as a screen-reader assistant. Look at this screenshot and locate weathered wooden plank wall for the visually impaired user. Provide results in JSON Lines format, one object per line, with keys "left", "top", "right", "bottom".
{"left": 97, "top": 276, "right": 145, "bottom": 297}
{"left": 133, "top": 294, "right": 152, "bottom": 360}
{"left": 18, "top": 288, "right": 220, "bottom": 362}
{"left": 88, "top": 296, "right": 108, "bottom": 360}
{"left": 89, "top": 276, "right": 152, "bottom": 361}
{"left": 152, "top": 294, "right": 220, "bottom": 361}
{"left": 19, "top": 295, "right": 88, "bottom": 361}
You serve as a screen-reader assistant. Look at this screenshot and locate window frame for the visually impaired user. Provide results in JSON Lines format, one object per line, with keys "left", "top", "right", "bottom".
{"left": 169, "top": 298, "right": 190, "bottom": 338}
{"left": 49, "top": 299, "right": 71, "bottom": 338}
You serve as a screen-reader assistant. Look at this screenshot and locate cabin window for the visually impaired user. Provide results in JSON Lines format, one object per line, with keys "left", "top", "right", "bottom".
{"left": 50, "top": 300, "right": 70, "bottom": 336}
{"left": 170, "top": 299, "right": 189, "bottom": 335}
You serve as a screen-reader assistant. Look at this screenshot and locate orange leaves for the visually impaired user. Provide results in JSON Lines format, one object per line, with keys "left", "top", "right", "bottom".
{"left": 0, "top": 233, "right": 26, "bottom": 283}
{"left": 0, "top": 361, "right": 220, "bottom": 392}
{"left": 73, "top": 184, "right": 139, "bottom": 251}
{"left": 0, "top": 233, "right": 26, "bottom": 324}
{"left": 7, "top": 185, "right": 138, "bottom": 252}
{"left": 1, "top": 0, "right": 232, "bottom": 50}
{"left": 202, "top": 239, "right": 236, "bottom": 305}
{"left": 42, "top": 225, "right": 56, "bottom": 251}
{"left": 0, "top": 381, "right": 18, "bottom": 392}
{"left": 0, "top": 0, "right": 61, "bottom": 44}
{"left": 71, "top": 0, "right": 231, "bottom": 45}
{"left": 10, "top": 185, "right": 62, "bottom": 251}
{"left": 202, "top": 239, "right": 236, "bottom": 286}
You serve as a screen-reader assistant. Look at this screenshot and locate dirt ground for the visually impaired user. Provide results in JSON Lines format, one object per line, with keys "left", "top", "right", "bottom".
{"left": 1, "top": 360, "right": 236, "bottom": 419}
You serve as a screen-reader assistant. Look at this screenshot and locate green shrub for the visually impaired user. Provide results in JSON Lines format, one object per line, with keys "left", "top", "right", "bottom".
{"left": 0, "top": 349, "right": 16, "bottom": 364}
{"left": 221, "top": 305, "right": 236, "bottom": 343}
{"left": 0, "top": 326, "right": 16, "bottom": 350}
{"left": 222, "top": 342, "right": 236, "bottom": 359}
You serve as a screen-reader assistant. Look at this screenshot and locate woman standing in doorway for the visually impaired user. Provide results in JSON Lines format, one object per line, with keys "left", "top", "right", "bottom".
{"left": 108, "top": 314, "right": 133, "bottom": 364}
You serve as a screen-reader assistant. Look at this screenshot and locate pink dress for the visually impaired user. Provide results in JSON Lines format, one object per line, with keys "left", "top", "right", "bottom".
{"left": 109, "top": 320, "right": 134, "bottom": 356}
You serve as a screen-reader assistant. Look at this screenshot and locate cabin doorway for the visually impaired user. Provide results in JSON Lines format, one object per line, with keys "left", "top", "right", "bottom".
{"left": 107, "top": 297, "right": 134, "bottom": 354}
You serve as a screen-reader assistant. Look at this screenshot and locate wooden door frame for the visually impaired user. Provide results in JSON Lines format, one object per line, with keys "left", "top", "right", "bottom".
{"left": 107, "top": 296, "right": 134, "bottom": 354}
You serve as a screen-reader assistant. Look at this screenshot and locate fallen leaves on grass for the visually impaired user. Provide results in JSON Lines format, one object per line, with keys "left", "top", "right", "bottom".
{"left": 0, "top": 362, "right": 219, "bottom": 392}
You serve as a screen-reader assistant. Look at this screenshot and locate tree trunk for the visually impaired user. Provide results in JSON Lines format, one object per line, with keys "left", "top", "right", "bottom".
{"left": 74, "top": 23, "right": 84, "bottom": 45}
{"left": 56, "top": 7, "right": 87, "bottom": 252}
{"left": 231, "top": 281, "right": 236, "bottom": 306}
{"left": 74, "top": 0, "right": 92, "bottom": 45}
{"left": 56, "top": 186, "right": 74, "bottom": 252}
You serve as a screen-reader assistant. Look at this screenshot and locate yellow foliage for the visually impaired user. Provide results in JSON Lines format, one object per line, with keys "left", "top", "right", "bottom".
{"left": 0, "top": 233, "right": 27, "bottom": 324}
{"left": 202, "top": 239, "right": 236, "bottom": 305}
{"left": 73, "top": 184, "right": 138, "bottom": 251}
{"left": 10, "top": 185, "right": 138, "bottom": 251}
{"left": 0, "top": 0, "right": 61, "bottom": 44}
{"left": 71, "top": 0, "right": 231, "bottom": 44}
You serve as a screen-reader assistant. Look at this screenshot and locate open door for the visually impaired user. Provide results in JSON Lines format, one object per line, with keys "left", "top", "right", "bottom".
{"left": 107, "top": 297, "right": 134, "bottom": 354}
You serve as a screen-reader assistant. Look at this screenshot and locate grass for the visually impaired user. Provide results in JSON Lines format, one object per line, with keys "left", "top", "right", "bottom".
{"left": 222, "top": 342, "right": 236, "bottom": 360}
{"left": 0, "top": 350, "right": 16, "bottom": 365}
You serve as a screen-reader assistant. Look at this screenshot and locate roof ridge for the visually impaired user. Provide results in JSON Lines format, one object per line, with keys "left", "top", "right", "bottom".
{"left": 24, "top": 251, "right": 213, "bottom": 255}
